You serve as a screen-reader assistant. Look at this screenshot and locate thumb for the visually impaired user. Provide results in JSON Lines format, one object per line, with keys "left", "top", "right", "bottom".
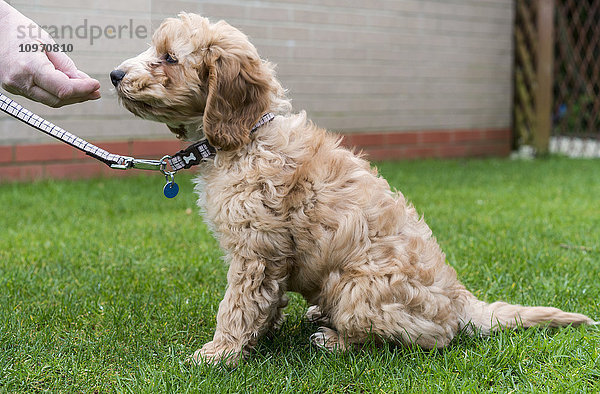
{"left": 45, "top": 49, "right": 80, "bottom": 79}
{"left": 74, "top": 70, "right": 92, "bottom": 79}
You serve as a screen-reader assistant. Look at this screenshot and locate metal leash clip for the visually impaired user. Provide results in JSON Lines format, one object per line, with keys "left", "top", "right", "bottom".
{"left": 159, "top": 155, "right": 179, "bottom": 198}
{"left": 110, "top": 156, "right": 179, "bottom": 198}
{"left": 110, "top": 157, "right": 163, "bottom": 171}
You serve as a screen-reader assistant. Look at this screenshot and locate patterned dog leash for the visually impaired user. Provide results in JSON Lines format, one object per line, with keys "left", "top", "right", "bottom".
{"left": 0, "top": 93, "right": 274, "bottom": 198}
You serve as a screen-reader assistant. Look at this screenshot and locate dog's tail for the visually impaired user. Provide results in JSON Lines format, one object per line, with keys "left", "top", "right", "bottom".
{"left": 461, "top": 296, "right": 597, "bottom": 335}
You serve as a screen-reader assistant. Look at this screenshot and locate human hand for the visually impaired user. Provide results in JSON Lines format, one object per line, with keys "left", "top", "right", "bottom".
{"left": 0, "top": 2, "right": 101, "bottom": 107}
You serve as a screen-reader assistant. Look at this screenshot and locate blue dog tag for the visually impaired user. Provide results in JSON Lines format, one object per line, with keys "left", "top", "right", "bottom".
{"left": 163, "top": 181, "right": 179, "bottom": 198}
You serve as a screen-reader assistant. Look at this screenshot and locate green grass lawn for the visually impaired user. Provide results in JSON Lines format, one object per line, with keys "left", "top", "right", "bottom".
{"left": 1, "top": 158, "right": 599, "bottom": 392}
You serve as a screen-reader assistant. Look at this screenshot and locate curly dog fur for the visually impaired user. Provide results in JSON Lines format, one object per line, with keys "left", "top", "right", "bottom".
{"left": 112, "top": 13, "right": 596, "bottom": 365}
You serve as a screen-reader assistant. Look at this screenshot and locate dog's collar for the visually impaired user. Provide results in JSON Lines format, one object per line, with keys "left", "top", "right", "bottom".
{"left": 167, "top": 112, "right": 275, "bottom": 171}
{"left": 251, "top": 112, "right": 276, "bottom": 133}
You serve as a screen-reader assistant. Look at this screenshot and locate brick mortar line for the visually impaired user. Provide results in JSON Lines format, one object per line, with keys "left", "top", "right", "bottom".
{"left": 361, "top": 141, "right": 510, "bottom": 151}
{"left": 345, "top": 129, "right": 510, "bottom": 143}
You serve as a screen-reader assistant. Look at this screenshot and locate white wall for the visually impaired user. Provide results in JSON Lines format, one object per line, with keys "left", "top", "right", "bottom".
{"left": 0, "top": 0, "right": 514, "bottom": 145}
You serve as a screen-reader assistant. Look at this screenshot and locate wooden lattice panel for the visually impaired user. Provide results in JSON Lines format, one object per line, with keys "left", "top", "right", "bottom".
{"left": 554, "top": 0, "right": 600, "bottom": 138}
{"left": 514, "top": 0, "right": 539, "bottom": 147}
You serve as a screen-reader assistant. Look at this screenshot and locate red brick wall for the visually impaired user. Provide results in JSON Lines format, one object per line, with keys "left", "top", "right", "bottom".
{"left": 0, "top": 140, "right": 188, "bottom": 181}
{"left": 0, "top": 128, "right": 511, "bottom": 182}
{"left": 344, "top": 128, "right": 512, "bottom": 160}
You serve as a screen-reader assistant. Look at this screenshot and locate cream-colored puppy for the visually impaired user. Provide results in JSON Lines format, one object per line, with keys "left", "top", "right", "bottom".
{"left": 112, "top": 13, "right": 595, "bottom": 365}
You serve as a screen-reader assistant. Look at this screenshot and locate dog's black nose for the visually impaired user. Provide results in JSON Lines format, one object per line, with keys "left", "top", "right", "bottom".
{"left": 110, "top": 69, "right": 126, "bottom": 87}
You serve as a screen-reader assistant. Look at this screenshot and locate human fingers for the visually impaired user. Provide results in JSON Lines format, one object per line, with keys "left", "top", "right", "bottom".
{"left": 73, "top": 71, "right": 103, "bottom": 98}
{"left": 5, "top": 83, "right": 99, "bottom": 108}
{"left": 31, "top": 85, "right": 100, "bottom": 107}
{"left": 33, "top": 62, "right": 100, "bottom": 100}
{"left": 45, "top": 49, "right": 101, "bottom": 94}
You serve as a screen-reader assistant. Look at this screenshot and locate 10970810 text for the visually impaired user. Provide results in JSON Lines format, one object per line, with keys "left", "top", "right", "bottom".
{"left": 19, "top": 43, "right": 73, "bottom": 53}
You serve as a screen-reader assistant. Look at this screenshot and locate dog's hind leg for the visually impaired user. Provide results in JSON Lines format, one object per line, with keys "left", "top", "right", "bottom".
{"left": 310, "top": 326, "right": 349, "bottom": 351}
{"left": 305, "top": 305, "right": 332, "bottom": 326}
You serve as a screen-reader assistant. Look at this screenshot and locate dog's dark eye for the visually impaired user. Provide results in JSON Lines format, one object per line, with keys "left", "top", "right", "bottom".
{"left": 165, "top": 53, "right": 178, "bottom": 64}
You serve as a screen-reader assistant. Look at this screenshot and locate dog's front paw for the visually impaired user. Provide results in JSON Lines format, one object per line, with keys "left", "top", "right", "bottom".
{"left": 188, "top": 341, "right": 241, "bottom": 366}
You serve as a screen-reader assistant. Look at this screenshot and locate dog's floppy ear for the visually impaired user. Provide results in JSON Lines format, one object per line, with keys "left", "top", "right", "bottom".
{"left": 202, "top": 52, "right": 271, "bottom": 151}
